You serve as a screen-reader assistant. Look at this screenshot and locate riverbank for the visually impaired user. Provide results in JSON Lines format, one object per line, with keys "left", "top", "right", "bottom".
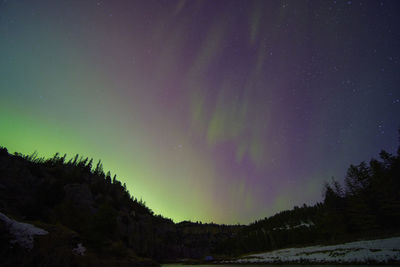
{"left": 219, "top": 237, "right": 400, "bottom": 265}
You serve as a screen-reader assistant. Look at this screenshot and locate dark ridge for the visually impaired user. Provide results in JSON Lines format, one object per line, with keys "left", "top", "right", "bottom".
{"left": 0, "top": 129, "right": 399, "bottom": 265}
{"left": 0, "top": 147, "right": 241, "bottom": 266}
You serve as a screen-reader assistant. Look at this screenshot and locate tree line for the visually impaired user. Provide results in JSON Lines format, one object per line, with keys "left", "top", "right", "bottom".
{"left": 213, "top": 130, "right": 400, "bottom": 256}
{"left": 1, "top": 129, "right": 399, "bottom": 259}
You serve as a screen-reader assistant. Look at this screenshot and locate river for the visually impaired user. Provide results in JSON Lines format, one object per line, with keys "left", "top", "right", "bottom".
{"left": 163, "top": 265, "right": 396, "bottom": 267}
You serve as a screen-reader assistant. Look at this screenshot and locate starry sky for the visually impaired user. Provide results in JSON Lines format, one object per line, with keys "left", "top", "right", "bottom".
{"left": 1, "top": 0, "right": 400, "bottom": 224}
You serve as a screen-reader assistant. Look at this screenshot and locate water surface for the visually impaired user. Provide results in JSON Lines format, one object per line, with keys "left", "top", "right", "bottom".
{"left": 163, "top": 265, "right": 392, "bottom": 267}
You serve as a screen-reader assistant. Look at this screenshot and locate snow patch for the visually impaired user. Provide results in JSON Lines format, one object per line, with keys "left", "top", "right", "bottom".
{"left": 72, "top": 243, "right": 86, "bottom": 256}
{"left": 0, "top": 212, "right": 48, "bottom": 250}
{"left": 272, "top": 221, "right": 315, "bottom": 230}
{"left": 226, "top": 237, "right": 400, "bottom": 264}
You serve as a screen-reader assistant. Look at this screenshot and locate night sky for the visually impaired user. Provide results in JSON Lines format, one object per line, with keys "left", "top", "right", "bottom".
{"left": 1, "top": 0, "right": 400, "bottom": 224}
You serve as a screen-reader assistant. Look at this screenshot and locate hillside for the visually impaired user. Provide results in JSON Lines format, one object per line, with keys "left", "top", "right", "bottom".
{"left": 215, "top": 142, "right": 400, "bottom": 257}
{"left": 0, "top": 147, "right": 241, "bottom": 266}
{"left": 227, "top": 236, "right": 400, "bottom": 264}
{"left": 1, "top": 139, "right": 400, "bottom": 265}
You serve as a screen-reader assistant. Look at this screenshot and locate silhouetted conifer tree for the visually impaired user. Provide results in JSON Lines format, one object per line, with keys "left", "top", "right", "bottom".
{"left": 87, "top": 158, "right": 93, "bottom": 171}
{"left": 106, "top": 171, "right": 112, "bottom": 184}
{"left": 94, "top": 160, "right": 104, "bottom": 176}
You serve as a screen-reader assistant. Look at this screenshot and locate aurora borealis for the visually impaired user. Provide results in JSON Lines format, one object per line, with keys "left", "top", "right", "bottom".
{"left": 1, "top": 0, "right": 400, "bottom": 224}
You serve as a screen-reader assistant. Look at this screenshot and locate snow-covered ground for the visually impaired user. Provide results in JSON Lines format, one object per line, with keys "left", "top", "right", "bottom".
{"left": 0, "top": 212, "right": 48, "bottom": 249}
{"left": 272, "top": 220, "right": 315, "bottom": 231}
{"left": 225, "top": 237, "right": 400, "bottom": 264}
